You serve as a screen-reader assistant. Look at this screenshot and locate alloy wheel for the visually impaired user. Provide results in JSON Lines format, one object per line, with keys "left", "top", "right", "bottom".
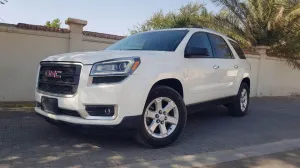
{"left": 144, "top": 97, "right": 179, "bottom": 139}
{"left": 240, "top": 89, "right": 248, "bottom": 112}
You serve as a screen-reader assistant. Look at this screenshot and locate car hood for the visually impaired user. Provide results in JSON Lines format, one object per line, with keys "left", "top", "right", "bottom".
{"left": 43, "top": 50, "right": 168, "bottom": 64}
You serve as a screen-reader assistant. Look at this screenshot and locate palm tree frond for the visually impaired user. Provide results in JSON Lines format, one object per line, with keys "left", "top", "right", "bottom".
{"left": 211, "top": 0, "right": 248, "bottom": 25}
{"left": 286, "top": 4, "right": 300, "bottom": 23}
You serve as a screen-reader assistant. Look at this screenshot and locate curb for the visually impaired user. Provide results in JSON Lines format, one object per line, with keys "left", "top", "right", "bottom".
{"left": 110, "top": 138, "right": 300, "bottom": 168}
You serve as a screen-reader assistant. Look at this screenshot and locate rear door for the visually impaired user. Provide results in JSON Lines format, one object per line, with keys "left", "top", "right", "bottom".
{"left": 228, "top": 40, "right": 251, "bottom": 94}
{"left": 207, "top": 33, "right": 239, "bottom": 97}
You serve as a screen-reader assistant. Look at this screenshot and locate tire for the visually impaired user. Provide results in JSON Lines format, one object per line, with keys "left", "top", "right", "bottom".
{"left": 136, "top": 85, "right": 187, "bottom": 148}
{"left": 228, "top": 83, "right": 250, "bottom": 117}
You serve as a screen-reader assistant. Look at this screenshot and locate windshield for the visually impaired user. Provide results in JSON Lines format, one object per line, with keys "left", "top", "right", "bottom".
{"left": 106, "top": 30, "right": 188, "bottom": 52}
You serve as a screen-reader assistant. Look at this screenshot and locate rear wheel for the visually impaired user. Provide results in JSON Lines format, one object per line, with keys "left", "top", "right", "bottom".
{"left": 136, "top": 86, "right": 187, "bottom": 148}
{"left": 228, "top": 83, "right": 250, "bottom": 117}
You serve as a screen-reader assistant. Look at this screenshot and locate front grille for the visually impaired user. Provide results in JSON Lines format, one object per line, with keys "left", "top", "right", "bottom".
{"left": 38, "top": 62, "right": 81, "bottom": 95}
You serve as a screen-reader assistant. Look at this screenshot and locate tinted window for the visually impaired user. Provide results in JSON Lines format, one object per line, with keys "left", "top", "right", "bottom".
{"left": 185, "top": 32, "right": 213, "bottom": 57}
{"left": 106, "top": 30, "right": 188, "bottom": 52}
{"left": 229, "top": 41, "right": 246, "bottom": 59}
{"left": 208, "top": 34, "right": 233, "bottom": 59}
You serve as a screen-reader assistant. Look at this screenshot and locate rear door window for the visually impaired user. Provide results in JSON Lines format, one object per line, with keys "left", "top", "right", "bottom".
{"left": 229, "top": 41, "right": 246, "bottom": 59}
{"left": 207, "top": 34, "right": 234, "bottom": 59}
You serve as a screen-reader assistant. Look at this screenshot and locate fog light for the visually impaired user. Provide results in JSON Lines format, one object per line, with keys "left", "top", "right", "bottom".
{"left": 104, "top": 108, "right": 111, "bottom": 115}
{"left": 85, "top": 105, "right": 115, "bottom": 117}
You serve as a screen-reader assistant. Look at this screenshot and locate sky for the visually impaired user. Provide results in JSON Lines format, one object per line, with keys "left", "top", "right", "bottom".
{"left": 0, "top": 0, "right": 219, "bottom": 36}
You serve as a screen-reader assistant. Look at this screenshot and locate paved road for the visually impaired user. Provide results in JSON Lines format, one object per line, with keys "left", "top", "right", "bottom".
{"left": 0, "top": 97, "right": 300, "bottom": 168}
{"left": 203, "top": 149, "right": 300, "bottom": 168}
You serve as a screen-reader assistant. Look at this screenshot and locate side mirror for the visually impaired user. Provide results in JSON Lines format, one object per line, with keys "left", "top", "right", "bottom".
{"left": 185, "top": 47, "right": 210, "bottom": 58}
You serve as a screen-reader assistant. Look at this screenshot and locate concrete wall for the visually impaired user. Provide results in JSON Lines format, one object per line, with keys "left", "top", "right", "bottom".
{"left": 246, "top": 55, "right": 260, "bottom": 97}
{"left": 83, "top": 36, "right": 115, "bottom": 51}
{"left": 247, "top": 54, "right": 300, "bottom": 97}
{"left": 0, "top": 18, "right": 118, "bottom": 101}
{"left": 0, "top": 18, "right": 299, "bottom": 101}
{"left": 0, "top": 29, "right": 69, "bottom": 101}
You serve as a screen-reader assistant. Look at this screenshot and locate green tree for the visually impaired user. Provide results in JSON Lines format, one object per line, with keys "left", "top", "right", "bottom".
{"left": 0, "top": 0, "right": 8, "bottom": 5}
{"left": 210, "top": 0, "right": 300, "bottom": 68}
{"left": 129, "top": 2, "right": 214, "bottom": 34}
{"left": 131, "top": 1, "right": 300, "bottom": 69}
{"left": 45, "top": 18, "right": 61, "bottom": 28}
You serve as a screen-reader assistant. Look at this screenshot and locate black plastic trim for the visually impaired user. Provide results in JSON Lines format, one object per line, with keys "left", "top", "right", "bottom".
{"left": 186, "top": 96, "right": 236, "bottom": 113}
{"left": 85, "top": 105, "right": 115, "bottom": 117}
{"left": 92, "top": 76, "right": 128, "bottom": 84}
{"left": 37, "top": 100, "right": 81, "bottom": 117}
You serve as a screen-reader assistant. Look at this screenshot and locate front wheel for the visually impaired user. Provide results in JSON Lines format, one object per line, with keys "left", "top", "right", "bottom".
{"left": 136, "top": 86, "right": 187, "bottom": 148}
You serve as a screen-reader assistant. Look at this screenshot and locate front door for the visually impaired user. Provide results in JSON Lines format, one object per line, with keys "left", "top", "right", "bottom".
{"left": 184, "top": 32, "right": 223, "bottom": 104}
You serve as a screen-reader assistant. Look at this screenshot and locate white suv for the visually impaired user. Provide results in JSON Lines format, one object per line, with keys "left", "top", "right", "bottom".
{"left": 35, "top": 28, "right": 251, "bottom": 147}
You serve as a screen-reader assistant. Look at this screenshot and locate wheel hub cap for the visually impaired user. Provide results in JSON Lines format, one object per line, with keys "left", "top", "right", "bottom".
{"left": 144, "top": 97, "right": 179, "bottom": 139}
{"left": 159, "top": 115, "right": 165, "bottom": 121}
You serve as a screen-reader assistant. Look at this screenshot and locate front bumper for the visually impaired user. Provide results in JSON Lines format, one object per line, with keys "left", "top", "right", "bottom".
{"left": 35, "top": 64, "right": 150, "bottom": 126}
{"left": 36, "top": 111, "right": 141, "bottom": 130}
{"left": 35, "top": 107, "right": 118, "bottom": 125}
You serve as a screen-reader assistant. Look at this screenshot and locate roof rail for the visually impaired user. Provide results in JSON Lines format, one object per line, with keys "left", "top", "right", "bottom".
{"left": 191, "top": 25, "right": 203, "bottom": 28}
{"left": 202, "top": 27, "right": 220, "bottom": 34}
{"left": 202, "top": 28, "right": 236, "bottom": 40}
{"left": 175, "top": 25, "right": 203, "bottom": 28}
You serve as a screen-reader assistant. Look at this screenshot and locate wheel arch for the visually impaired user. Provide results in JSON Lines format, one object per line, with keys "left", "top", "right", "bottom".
{"left": 150, "top": 78, "right": 184, "bottom": 98}
{"left": 241, "top": 77, "right": 250, "bottom": 88}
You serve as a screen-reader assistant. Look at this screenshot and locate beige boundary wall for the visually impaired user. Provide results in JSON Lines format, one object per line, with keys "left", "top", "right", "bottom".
{"left": 0, "top": 18, "right": 121, "bottom": 101}
{"left": 247, "top": 47, "right": 300, "bottom": 97}
{"left": 0, "top": 18, "right": 299, "bottom": 101}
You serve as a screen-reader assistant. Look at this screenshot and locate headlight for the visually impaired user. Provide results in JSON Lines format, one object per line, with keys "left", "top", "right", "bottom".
{"left": 90, "top": 57, "right": 141, "bottom": 76}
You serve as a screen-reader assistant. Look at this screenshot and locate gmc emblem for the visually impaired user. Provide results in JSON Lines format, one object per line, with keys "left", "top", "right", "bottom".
{"left": 45, "top": 70, "right": 62, "bottom": 78}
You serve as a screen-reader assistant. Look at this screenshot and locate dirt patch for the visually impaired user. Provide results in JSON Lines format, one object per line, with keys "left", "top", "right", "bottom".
{"left": 0, "top": 101, "right": 35, "bottom": 108}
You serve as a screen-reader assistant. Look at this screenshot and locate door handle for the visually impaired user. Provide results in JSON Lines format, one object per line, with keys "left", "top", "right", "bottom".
{"left": 234, "top": 65, "right": 239, "bottom": 69}
{"left": 213, "top": 65, "right": 219, "bottom": 69}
